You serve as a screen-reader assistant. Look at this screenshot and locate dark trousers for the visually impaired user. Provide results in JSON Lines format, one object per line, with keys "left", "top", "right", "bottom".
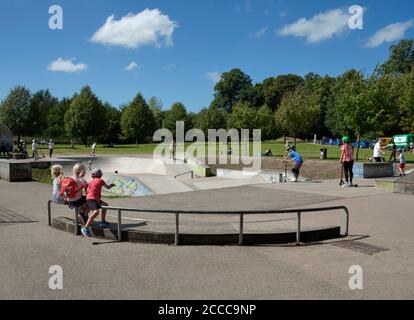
{"left": 344, "top": 161, "right": 354, "bottom": 183}
{"left": 49, "top": 149, "right": 54, "bottom": 158}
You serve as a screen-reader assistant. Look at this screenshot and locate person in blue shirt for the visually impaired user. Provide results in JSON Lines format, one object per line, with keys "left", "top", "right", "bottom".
{"left": 282, "top": 144, "right": 304, "bottom": 182}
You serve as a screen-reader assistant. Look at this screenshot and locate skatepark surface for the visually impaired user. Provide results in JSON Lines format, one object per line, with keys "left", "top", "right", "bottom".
{"left": 1, "top": 170, "right": 414, "bottom": 299}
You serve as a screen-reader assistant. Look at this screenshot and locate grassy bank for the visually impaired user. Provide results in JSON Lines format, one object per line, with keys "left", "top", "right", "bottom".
{"left": 35, "top": 141, "right": 414, "bottom": 163}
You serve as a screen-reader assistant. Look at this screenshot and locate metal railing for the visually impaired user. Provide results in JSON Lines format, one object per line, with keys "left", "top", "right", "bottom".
{"left": 47, "top": 201, "right": 349, "bottom": 245}
{"left": 174, "top": 170, "right": 194, "bottom": 179}
{"left": 48, "top": 200, "right": 81, "bottom": 236}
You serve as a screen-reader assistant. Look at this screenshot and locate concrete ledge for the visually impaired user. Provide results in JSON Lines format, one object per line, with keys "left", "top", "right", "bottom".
{"left": 187, "top": 158, "right": 212, "bottom": 177}
{"left": 353, "top": 162, "right": 394, "bottom": 179}
{"left": 52, "top": 217, "right": 341, "bottom": 245}
{"left": 0, "top": 162, "right": 32, "bottom": 182}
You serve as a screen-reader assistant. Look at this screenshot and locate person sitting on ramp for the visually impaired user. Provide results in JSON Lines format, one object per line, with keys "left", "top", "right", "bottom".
{"left": 282, "top": 145, "right": 304, "bottom": 182}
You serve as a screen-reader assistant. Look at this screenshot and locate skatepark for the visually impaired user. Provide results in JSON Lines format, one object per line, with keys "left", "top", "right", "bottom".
{"left": 1, "top": 152, "right": 414, "bottom": 299}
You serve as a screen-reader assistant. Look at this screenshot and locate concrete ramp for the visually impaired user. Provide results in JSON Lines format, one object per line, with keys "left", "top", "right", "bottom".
{"left": 392, "top": 172, "right": 414, "bottom": 195}
{"left": 93, "top": 157, "right": 167, "bottom": 175}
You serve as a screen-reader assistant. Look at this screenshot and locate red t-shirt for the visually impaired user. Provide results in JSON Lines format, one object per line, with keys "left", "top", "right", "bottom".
{"left": 87, "top": 178, "right": 105, "bottom": 202}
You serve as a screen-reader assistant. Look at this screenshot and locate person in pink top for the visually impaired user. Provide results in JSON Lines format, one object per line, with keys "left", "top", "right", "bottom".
{"left": 340, "top": 136, "right": 355, "bottom": 187}
{"left": 81, "top": 168, "right": 115, "bottom": 238}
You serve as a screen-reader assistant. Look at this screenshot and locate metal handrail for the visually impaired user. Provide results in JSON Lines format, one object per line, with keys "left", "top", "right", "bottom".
{"left": 48, "top": 200, "right": 349, "bottom": 246}
{"left": 174, "top": 170, "right": 194, "bottom": 179}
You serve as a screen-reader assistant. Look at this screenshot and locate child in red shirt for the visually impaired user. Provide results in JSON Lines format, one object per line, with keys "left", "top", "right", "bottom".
{"left": 81, "top": 168, "right": 115, "bottom": 238}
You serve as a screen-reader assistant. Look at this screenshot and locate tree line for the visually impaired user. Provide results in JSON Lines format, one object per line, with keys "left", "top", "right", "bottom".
{"left": 1, "top": 40, "right": 414, "bottom": 146}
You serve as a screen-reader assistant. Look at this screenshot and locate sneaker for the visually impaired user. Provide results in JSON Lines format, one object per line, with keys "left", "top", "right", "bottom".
{"left": 99, "top": 221, "right": 110, "bottom": 228}
{"left": 81, "top": 227, "right": 90, "bottom": 237}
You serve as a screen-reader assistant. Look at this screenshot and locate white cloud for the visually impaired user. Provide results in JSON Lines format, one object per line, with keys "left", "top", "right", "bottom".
{"left": 277, "top": 8, "right": 349, "bottom": 43}
{"left": 206, "top": 72, "right": 221, "bottom": 84}
{"left": 253, "top": 26, "right": 268, "bottom": 38}
{"left": 365, "top": 20, "right": 413, "bottom": 48}
{"left": 48, "top": 58, "right": 87, "bottom": 73}
{"left": 125, "top": 62, "right": 140, "bottom": 71}
{"left": 91, "top": 8, "right": 178, "bottom": 49}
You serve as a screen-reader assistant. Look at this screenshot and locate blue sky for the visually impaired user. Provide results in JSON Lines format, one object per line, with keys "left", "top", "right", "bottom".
{"left": 0, "top": 0, "right": 413, "bottom": 112}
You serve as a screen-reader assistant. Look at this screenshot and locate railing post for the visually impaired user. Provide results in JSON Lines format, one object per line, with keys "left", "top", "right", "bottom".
{"left": 74, "top": 207, "right": 79, "bottom": 236}
{"left": 47, "top": 201, "right": 52, "bottom": 226}
{"left": 296, "top": 211, "right": 301, "bottom": 245}
{"left": 344, "top": 207, "right": 349, "bottom": 237}
{"left": 118, "top": 209, "right": 122, "bottom": 242}
{"left": 175, "top": 213, "right": 180, "bottom": 246}
{"left": 239, "top": 213, "right": 244, "bottom": 245}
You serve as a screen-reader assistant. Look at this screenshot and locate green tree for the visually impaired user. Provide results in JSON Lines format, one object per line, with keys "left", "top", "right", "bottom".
{"left": 255, "top": 105, "right": 277, "bottom": 140}
{"left": 303, "top": 73, "right": 336, "bottom": 138}
{"left": 227, "top": 102, "right": 257, "bottom": 132}
{"left": 64, "top": 86, "right": 105, "bottom": 146}
{"left": 275, "top": 89, "right": 320, "bottom": 146}
{"left": 29, "top": 90, "right": 58, "bottom": 136}
{"left": 195, "top": 107, "right": 227, "bottom": 136}
{"left": 256, "top": 74, "right": 304, "bottom": 111}
{"left": 0, "top": 86, "right": 32, "bottom": 142}
{"left": 45, "top": 98, "right": 71, "bottom": 139}
{"left": 397, "top": 70, "right": 414, "bottom": 132}
{"left": 162, "top": 102, "right": 188, "bottom": 135}
{"left": 102, "top": 103, "right": 122, "bottom": 145}
{"left": 210, "top": 68, "right": 254, "bottom": 113}
{"left": 325, "top": 70, "right": 384, "bottom": 160}
{"left": 382, "top": 39, "right": 414, "bottom": 74}
{"left": 121, "top": 93, "right": 155, "bottom": 145}
{"left": 148, "top": 96, "right": 164, "bottom": 130}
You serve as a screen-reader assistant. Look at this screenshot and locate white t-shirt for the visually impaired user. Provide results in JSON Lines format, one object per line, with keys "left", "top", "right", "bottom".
{"left": 32, "top": 142, "right": 37, "bottom": 151}
{"left": 400, "top": 153, "right": 406, "bottom": 164}
{"left": 91, "top": 143, "right": 96, "bottom": 150}
{"left": 373, "top": 142, "right": 382, "bottom": 158}
{"left": 48, "top": 142, "right": 54, "bottom": 149}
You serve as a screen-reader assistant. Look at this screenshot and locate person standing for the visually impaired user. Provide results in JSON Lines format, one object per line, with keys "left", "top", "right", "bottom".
{"left": 373, "top": 138, "right": 385, "bottom": 162}
{"left": 389, "top": 139, "right": 397, "bottom": 162}
{"left": 340, "top": 136, "right": 354, "bottom": 187}
{"left": 48, "top": 139, "right": 55, "bottom": 158}
{"left": 32, "top": 140, "right": 39, "bottom": 160}
{"left": 90, "top": 142, "right": 97, "bottom": 157}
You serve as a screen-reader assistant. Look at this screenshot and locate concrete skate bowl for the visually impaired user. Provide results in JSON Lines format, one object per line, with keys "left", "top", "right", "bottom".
{"left": 55, "top": 156, "right": 194, "bottom": 197}
{"left": 49, "top": 201, "right": 349, "bottom": 246}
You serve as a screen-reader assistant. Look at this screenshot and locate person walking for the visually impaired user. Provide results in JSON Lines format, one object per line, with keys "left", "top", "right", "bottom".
{"left": 48, "top": 139, "right": 55, "bottom": 158}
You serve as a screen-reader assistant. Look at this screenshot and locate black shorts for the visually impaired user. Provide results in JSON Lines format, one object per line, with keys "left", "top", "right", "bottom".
{"left": 87, "top": 200, "right": 103, "bottom": 211}
{"left": 69, "top": 196, "right": 86, "bottom": 208}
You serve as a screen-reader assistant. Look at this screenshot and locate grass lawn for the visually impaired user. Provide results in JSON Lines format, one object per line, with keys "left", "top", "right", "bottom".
{"left": 35, "top": 141, "right": 414, "bottom": 163}
{"left": 32, "top": 167, "right": 52, "bottom": 185}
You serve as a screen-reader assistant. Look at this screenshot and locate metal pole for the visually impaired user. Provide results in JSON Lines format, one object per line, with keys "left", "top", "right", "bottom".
{"left": 344, "top": 207, "right": 349, "bottom": 237}
{"left": 47, "top": 201, "right": 52, "bottom": 226}
{"left": 175, "top": 213, "right": 180, "bottom": 246}
{"left": 239, "top": 213, "right": 244, "bottom": 245}
{"left": 296, "top": 211, "right": 301, "bottom": 245}
{"left": 118, "top": 209, "right": 122, "bottom": 242}
{"left": 74, "top": 208, "right": 79, "bottom": 236}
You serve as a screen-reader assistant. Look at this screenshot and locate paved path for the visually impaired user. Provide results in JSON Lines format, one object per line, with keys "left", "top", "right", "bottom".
{"left": 0, "top": 179, "right": 413, "bottom": 299}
